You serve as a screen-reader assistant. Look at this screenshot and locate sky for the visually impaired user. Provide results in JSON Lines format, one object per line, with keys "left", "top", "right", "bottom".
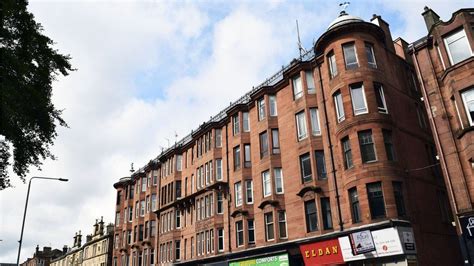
{"left": 0, "top": 0, "right": 471, "bottom": 263}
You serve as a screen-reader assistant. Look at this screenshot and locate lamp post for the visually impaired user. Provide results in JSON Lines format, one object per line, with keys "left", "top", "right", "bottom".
{"left": 16, "top": 176, "right": 68, "bottom": 266}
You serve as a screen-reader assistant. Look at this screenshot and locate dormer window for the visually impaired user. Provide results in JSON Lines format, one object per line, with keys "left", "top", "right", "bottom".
{"left": 444, "top": 28, "right": 472, "bottom": 65}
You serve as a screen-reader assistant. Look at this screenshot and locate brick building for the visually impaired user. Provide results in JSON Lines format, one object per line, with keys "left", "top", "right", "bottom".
{"left": 112, "top": 9, "right": 464, "bottom": 266}
{"left": 20, "top": 246, "right": 63, "bottom": 266}
{"left": 51, "top": 218, "right": 114, "bottom": 266}
{"left": 409, "top": 7, "right": 474, "bottom": 265}
{"left": 112, "top": 172, "right": 159, "bottom": 266}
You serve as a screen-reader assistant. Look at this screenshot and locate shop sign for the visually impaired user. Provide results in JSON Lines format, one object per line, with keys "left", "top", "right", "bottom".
{"left": 398, "top": 227, "right": 417, "bottom": 254}
{"left": 339, "top": 228, "right": 404, "bottom": 262}
{"left": 229, "top": 253, "right": 289, "bottom": 266}
{"left": 299, "top": 238, "right": 344, "bottom": 265}
{"left": 459, "top": 216, "right": 474, "bottom": 239}
{"left": 349, "top": 230, "right": 376, "bottom": 255}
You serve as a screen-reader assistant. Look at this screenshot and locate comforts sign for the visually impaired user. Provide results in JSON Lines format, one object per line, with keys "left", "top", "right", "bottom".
{"left": 299, "top": 239, "right": 344, "bottom": 265}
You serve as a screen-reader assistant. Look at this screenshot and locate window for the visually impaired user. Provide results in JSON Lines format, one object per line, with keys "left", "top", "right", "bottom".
{"left": 349, "top": 187, "right": 361, "bottom": 223}
{"left": 115, "top": 212, "right": 120, "bottom": 225}
{"left": 215, "top": 129, "right": 222, "bottom": 147}
{"left": 176, "top": 210, "right": 181, "bottom": 228}
{"left": 248, "top": 220, "right": 255, "bottom": 244}
{"left": 342, "top": 137, "right": 353, "bottom": 169}
{"left": 146, "top": 195, "right": 150, "bottom": 213}
{"left": 350, "top": 83, "right": 368, "bottom": 115}
{"left": 393, "top": 182, "right": 406, "bottom": 217}
{"left": 358, "top": 130, "right": 376, "bottom": 163}
{"left": 258, "top": 97, "right": 266, "bottom": 121}
{"left": 140, "top": 200, "right": 145, "bottom": 217}
{"left": 343, "top": 43, "right": 358, "bottom": 69}
{"left": 321, "top": 197, "right": 332, "bottom": 229}
{"left": 176, "top": 155, "right": 182, "bottom": 171}
{"left": 150, "top": 220, "right": 156, "bottom": 237}
{"left": 116, "top": 191, "right": 122, "bottom": 205}
{"left": 216, "top": 159, "right": 223, "bottom": 181}
{"left": 217, "top": 192, "right": 224, "bottom": 214}
{"left": 462, "top": 88, "right": 474, "bottom": 126}
{"left": 300, "top": 153, "right": 312, "bottom": 183}
{"left": 374, "top": 83, "right": 388, "bottom": 113}
{"left": 141, "top": 177, "right": 147, "bottom": 192}
{"left": 365, "top": 43, "right": 377, "bottom": 68}
{"left": 264, "top": 212, "right": 275, "bottom": 241}
{"left": 259, "top": 131, "right": 269, "bottom": 158}
{"left": 274, "top": 168, "right": 284, "bottom": 194}
{"left": 306, "top": 71, "right": 316, "bottom": 94}
{"left": 233, "top": 146, "right": 241, "bottom": 170}
{"left": 296, "top": 111, "right": 308, "bottom": 141}
{"left": 128, "top": 207, "right": 133, "bottom": 222}
{"left": 242, "top": 112, "right": 250, "bottom": 132}
{"left": 236, "top": 221, "right": 244, "bottom": 247}
{"left": 176, "top": 181, "right": 182, "bottom": 199}
{"left": 271, "top": 129, "right": 280, "bottom": 154}
{"left": 334, "top": 91, "right": 345, "bottom": 122}
{"left": 304, "top": 200, "right": 318, "bottom": 232}
{"left": 444, "top": 28, "right": 472, "bottom": 65}
{"left": 278, "top": 211, "right": 287, "bottom": 238}
{"left": 175, "top": 240, "right": 180, "bottom": 261}
{"left": 245, "top": 180, "right": 253, "bottom": 204}
{"left": 262, "top": 170, "right": 271, "bottom": 197}
{"left": 210, "top": 229, "right": 215, "bottom": 252}
{"left": 244, "top": 144, "right": 251, "bottom": 168}
{"left": 383, "top": 130, "right": 395, "bottom": 161}
{"left": 309, "top": 108, "right": 321, "bottom": 136}
{"left": 367, "top": 182, "right": 386, "bottom": 219}
{"left": 328, "top": 51, "right": 338, "bottom": 79}
{"left": 233, "top": 114, "right": 240, "bottom": 135}
{"left": 315, "top": 151, "right": 327, "bottom": 180}
{"left": 293, "top": 75, "right": 303, "bottom": 99}
{"left": 234, "top": 182, "right": 242, "bottom": 207}
{"left": 151, "top": 193, "right": 157, "bottom": 211}
{"left": 218, "top": 228, "right": 224, "bottom": 251}
{"left": 269, "top": 95, "right": 277, "bottom": 116}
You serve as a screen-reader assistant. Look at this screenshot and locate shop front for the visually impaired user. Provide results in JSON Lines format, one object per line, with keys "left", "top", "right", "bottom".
{"left": 299, "top": 226, "right": 417, "bottom": 266}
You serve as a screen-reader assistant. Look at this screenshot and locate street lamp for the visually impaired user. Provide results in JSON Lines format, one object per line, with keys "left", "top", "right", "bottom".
{"left": 16, "top": 176, "right": 68, "bottom": 266}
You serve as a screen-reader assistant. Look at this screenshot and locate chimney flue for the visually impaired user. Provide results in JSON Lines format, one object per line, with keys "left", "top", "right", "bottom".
{"left": 422, "top": 6, "right": 440, "bottom": 31}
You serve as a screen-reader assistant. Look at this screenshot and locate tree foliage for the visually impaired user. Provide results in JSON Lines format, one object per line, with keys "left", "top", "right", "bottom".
{"left": 0, "top": 0, "right": 73, "bottom": 189}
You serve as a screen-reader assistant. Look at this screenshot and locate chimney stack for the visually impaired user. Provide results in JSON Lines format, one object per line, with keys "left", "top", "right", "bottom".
{"left": 62, "top": 245, "right": 68, "bottom": 254}
{"left": 77, "top": 230, "right": 82, "bottom": 247}
{"left": 422, "top": 6, "right": 440, "bottom": 31}
{"left": 371, "top": 14, "right": 395, "bottom": 53}
{"left": 99, "top": 216, "right": 104, "bottom": 236}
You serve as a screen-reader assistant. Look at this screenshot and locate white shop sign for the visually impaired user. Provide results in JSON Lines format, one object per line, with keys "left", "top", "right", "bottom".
{"left": 339, "top": 227, "right": 405, "bottom": 261}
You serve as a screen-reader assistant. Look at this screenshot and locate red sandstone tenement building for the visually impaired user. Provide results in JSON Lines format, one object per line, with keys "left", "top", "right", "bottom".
{"left": 409, "top": 7, "right": 474, "bottom": 265}
{"left": 112, "top": 7, "right": 469, "bottom": 266}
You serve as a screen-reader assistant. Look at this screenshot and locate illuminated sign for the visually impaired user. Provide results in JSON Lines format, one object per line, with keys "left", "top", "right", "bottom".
{"left": 299, "top": 239, "right": 344, "bottom": 265}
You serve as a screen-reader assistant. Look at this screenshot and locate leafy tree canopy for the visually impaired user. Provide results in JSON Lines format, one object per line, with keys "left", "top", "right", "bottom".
{"left": 0, "top": 0, "right": 73, "bottom": 189}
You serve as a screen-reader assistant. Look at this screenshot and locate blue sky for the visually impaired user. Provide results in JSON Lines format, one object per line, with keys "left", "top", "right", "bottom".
{"left": 0, "top": 0, "right": 471, "bottom": 263}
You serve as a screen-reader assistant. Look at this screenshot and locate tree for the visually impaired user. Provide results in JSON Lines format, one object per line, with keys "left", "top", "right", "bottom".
{"left": 0, "top": 0, "right": 73, "bottom": 189}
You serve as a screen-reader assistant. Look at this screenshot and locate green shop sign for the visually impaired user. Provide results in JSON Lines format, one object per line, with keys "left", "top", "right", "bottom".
{"left": 229, "top": 253, "right": 289, "bottom": 266}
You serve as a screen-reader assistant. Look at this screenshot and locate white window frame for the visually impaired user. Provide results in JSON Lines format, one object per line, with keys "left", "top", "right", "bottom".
{"left": 264, "top": 212, "right": 275, "bottom": 241}
{"left": 462, "top": 88, "right": 474, "bottom": 126}
{"left": 375, "top": 84, "right": 388, "bottom": 114}
{"left": 293, "top": 75, "right": 303, "bottom": 99}
{"left": 215, "top": 129, "right": 222, "bottom": 147}
{"left": 296, "top": 111, "right": 308, "bottom": 141}
{"left": 309, "top": 108, "right": 321, "bottom": 136}
{"left": 234, "top": 182, "right": 242, "bottom": 207}
{"left": 278, "top": 211, "right": 288, "bottom": 239}
{"left": 328, "top": 52, "right": 338, "bottom": 79}
{"left": 365, "top": 43, "right": 377, "bottom": 68}
{"left": 274, "top": 168, "right": 284, "bottom": 194}
{"left": 258, "top": 98, "right": 266, "bottom": 121}
{"left": 215, "top": 159, "right": 223, "bottom": 181}
{"left": 245, "top": 180, "right": 254, "bottom": 204}
{"left": 242, "top": 112, "right": 250, "bottom": 132}
{"left": 306, "top": 71, "right": 316, "bottom": 94}
{"left": 343, "top": 43, "right": 359, "bottom": 69}
{"left": 350, "top": 84, "right": 368, "bottom": 115}
{"left": 334, "top": 91, "right": 345, "bottom": 122}
{"left": 444, "top": 28, "right": 473, "bottom": 65}
{"left": 236, "top": 221, "right": 244, "bottom": 247}
{"left": 218, "top": 228, "right": 224, "bottom": 252}
{"left": 269, "top": 95, "right": 277, "bottom": 116}
{"left": 262, "top": 170, "right": 272, "bottom": 197}
{"left": 233, "top": 114, "right": 240, "bottom": 135}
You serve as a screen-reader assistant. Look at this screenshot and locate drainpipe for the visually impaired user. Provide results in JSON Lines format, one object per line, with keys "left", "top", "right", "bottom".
{"left": 225, "top": 124, "right": 232, "bottom": 253}
{"left": 317, "top": 65, "right": 344, "bottom": 232}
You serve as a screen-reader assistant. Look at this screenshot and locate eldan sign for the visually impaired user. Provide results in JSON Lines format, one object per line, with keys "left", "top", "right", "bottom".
{"left": 349, "top": 230, "right": 376, "bottom": 255}
{"left": 299, "top": 239, "right": 344, "bottom": 265}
